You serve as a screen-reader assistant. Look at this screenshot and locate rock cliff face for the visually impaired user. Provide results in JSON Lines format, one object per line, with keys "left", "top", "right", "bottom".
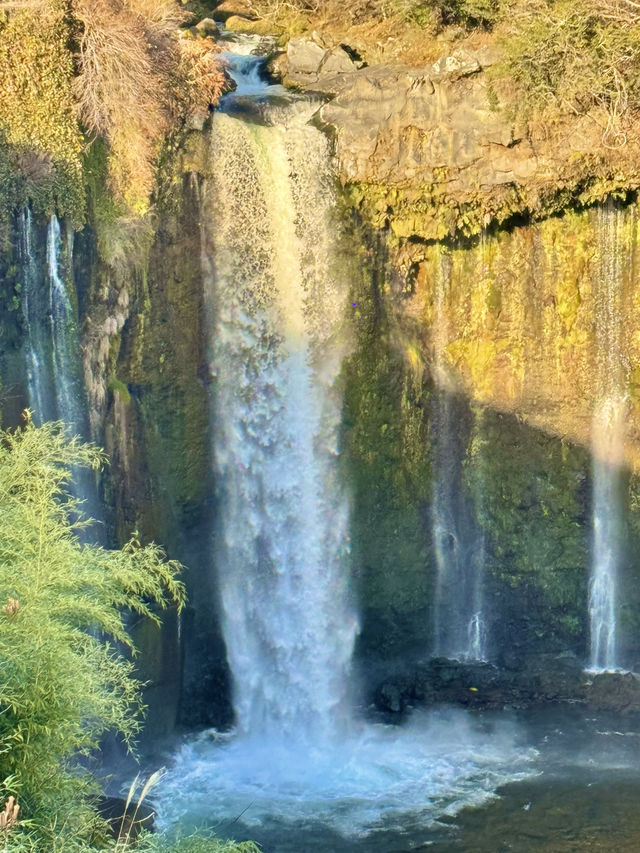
{"left": 309, "top": 39, "right": 640, "bottom": 699}
{"left": 412, "top": 204, "right": 640, "bottom": 467}
{"left": 280, "top": 39, "right": 640, "bottom": 240}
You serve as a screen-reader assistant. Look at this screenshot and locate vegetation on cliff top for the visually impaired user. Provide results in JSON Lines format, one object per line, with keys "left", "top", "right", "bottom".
{"left": 0, "top": 0, "right": 224, "bottom": 243}
{"left": 251, "top": 0, "right": 640, "bottom": 149}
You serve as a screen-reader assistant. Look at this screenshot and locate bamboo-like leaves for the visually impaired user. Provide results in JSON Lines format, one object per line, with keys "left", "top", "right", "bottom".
{"left": 0, "top": 419, "right": 185, "bottom": 845}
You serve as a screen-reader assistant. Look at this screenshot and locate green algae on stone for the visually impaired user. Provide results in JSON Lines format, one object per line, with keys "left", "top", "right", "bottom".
{"left": 403, "top": 202, "right": 640, "bottom": 471}
{"left": 343, "top": 174, "right": 640, "bottom": 246}
{"left": 340, "top": 220, "right": 434, "bottom": 661}
{"left": 464, "top": 407, "right": 590, "bottom": 655}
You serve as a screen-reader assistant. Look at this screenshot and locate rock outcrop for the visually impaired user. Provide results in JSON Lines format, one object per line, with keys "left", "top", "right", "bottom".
{"left": 372, "top": 657, "right": 640, "bottom": 716}
{"left": 283, "top": 36, "right": 363, "bottom": 87}
{"left": 291, "top": 49, "right": 640, "bottom": 240}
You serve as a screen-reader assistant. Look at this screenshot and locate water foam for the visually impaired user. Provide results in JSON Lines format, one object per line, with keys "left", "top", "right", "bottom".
{"left": 155, "top": 710, "right": 534, "bottom": 839}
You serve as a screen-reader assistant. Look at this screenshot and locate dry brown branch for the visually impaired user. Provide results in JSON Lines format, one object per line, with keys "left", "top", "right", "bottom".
{"left": 0, "top": 1, "right": 47, "bottom": 8}
{"left": 2, "top": 598, "right": 19, "bottom": 617}
{"left": 0, "top": 796, "right": 19, "bottom": 834}
{"left": 597, "top": 0, "right": 640, "bottom": 23}
{"left": 71, "top": 0, "right": 187, "bottom": 205}
{"left": 179, "top": 37, "right": 226, "bottom": 110}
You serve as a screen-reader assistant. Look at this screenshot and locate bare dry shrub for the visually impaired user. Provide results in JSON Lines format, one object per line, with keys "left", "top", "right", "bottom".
{"left": 72, "top": 0, "right": 190, "bottom": 209}
{"left": 15, "top": 149, "right": 53, "bottom": 181}
{"left": 597, "top": 0, "right": 640, "bottom": 23}
{"left": 95, "top": 195, "right": 156, "bottom": 271}
{"left": 0, "top": 795, "right": 19, "bottom": 840}
{"left": 179, "top": 36, "right": 227, "bottom": 111}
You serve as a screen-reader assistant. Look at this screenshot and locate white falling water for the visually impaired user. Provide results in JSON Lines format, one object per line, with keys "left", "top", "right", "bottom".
{"left": 205, "top": 98, "right": 356, "bottom": 742}
{"left": 47, "top": 215, "right": 87, "bottom": 432}
{"left": 21, "top": 210, "right": 86, "bottom": 429}
{"left": 467, "top": 607, "right": 487, "bottom": 661}
{"left": 466, "top": 404, "right": 489, "bottom": 662}
{"left": 19, "top": 207, "right": 53, "bottom": 421}
{"left": 589, "top": 398, "right": 625, "bottom": 671}
{"left": 588, "top": 207, "right": 627, "bottom": 671}
{"left": 431, "top": 249, "right": 487, "bottom": 662}
{"left": 19, "top": 211, "right": 102, "bottom": 533}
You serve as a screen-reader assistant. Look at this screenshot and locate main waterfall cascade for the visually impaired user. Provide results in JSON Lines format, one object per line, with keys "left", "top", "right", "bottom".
{"left": 431, "top": 248, "right": 488, "bottom": 662}
{"left": 155, "top": 33, "right": 532, "bottom": 846}
{"left": 204, "top": 58, "right": 356, "bottom": 742}
{"left": 588, "top": 208, "right": 628, "bottom": 672}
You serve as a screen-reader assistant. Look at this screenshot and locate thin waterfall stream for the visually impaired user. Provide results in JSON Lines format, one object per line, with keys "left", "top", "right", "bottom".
{"left": 21, "top": 209, "right": 90, "bottom": 432}
{"left": 19, "top": 208, "right": 102, "bottom": 533}
{"left": 431, "top": 248, "right": 488, "bottom": 662}
{"left": 47, "top": 215, "right": 85, "bottom": 433}
{"left": 20, "top": 207, "right": 55, "bottom": 422}
{"left": 588, "top": 208, "right": 627, "bottom": 672}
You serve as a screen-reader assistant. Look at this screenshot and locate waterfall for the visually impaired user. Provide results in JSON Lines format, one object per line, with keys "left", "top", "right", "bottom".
{"left": 154, "top": 37, "right": 533, "bottom": 842}
{"left": 588, "top": 207, "right": 627, "bottom": 672}
{"left": 20, "top": 207, "right": 55, "bottom": 422}
{"left": 20, "top": 209, "right": 87, "bottom": 430}
{"left": 20, "top": 209, "right": 101, "bottom": 532}
{"left": 431, "top": 249, "right": 487, "bottom": 662}
{"left": 47, "top": 215, "right": 88, "bottom": 434}
{"left": 202, "top": 66, "right": 356, "bottom": 742}
{"left": 466, "top": 404, "right": 489, "bottom": 662}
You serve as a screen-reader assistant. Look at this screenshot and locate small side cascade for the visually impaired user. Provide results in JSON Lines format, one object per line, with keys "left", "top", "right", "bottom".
{"left": 19, "top": 209, "right": 102, "bottom": 533}
{"left": 20, "top": 207, "right": 55, "bottom": 422}
{"left": 465, "top": 404, "right": 490, "bottom": 662}
{"left": 20, "top": 209, "right": 87, "bottom": 429}
{"left": 47, "top": 215, "right": 87, "bottom": 431}
{"left": 431, "top": 248, "right": 488, "bottom": 662}
{"left": 588, "top": 206, "right": 628, "bottom": 672}
{"left": 589, "top": 397, "right": 625, "bottom": 671}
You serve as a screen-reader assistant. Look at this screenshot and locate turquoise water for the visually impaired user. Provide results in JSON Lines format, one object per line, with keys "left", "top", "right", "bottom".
{"left": 148, "top": 707, "right": 640, "bottom": 852}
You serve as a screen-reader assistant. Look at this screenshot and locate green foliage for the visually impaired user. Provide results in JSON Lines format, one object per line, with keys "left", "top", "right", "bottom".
{"left": 0, "top": 419, "right": 185, "bottom": 848}
{"left": 396, "top": 0, "right": 506, "bottom": 28}
{"left": 137, "top": 833, "right": 261, "bottom": 853}
{"left": 0, "top": 0, "right": 222, "bottom": 258}
{"left": 500, "top": 0, "right": 640, "bottom": 140}
{"left": 0, "top": 3, "right": 85, "bottom": 225}
{"left": 0, "top": 228, "right": 22, "bottom": 343}
{"left": 0, "top": 827, "right": 261, "bottom": 853}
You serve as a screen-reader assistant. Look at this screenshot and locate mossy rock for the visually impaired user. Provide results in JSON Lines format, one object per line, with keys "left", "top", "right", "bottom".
{"left": 224, "top": 15, "right": 275, "bottom": 34}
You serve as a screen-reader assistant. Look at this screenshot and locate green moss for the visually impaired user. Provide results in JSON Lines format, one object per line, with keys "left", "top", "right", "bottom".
{"left": 0, "top": 3, "right": 85, "bottom": 224}
{"left": 465, "top": 408, "right": 589, "bottom": 650}
{"left": 344, "top": 172, "right": 640, "bottom": 245}
{"left": 0, "top": 224, "right": 22, "bottom": 410}
{"left": 107, "top": 377, "right": 131, "bottom": 406}
{"left": 113, "top": 177, "right": 210, "bottom": 542}
{"left": 619, "top": 474, "right": 640, "bottom": 643}
{"left": 341, "top": 218, "right": 433, "bottom": 659}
